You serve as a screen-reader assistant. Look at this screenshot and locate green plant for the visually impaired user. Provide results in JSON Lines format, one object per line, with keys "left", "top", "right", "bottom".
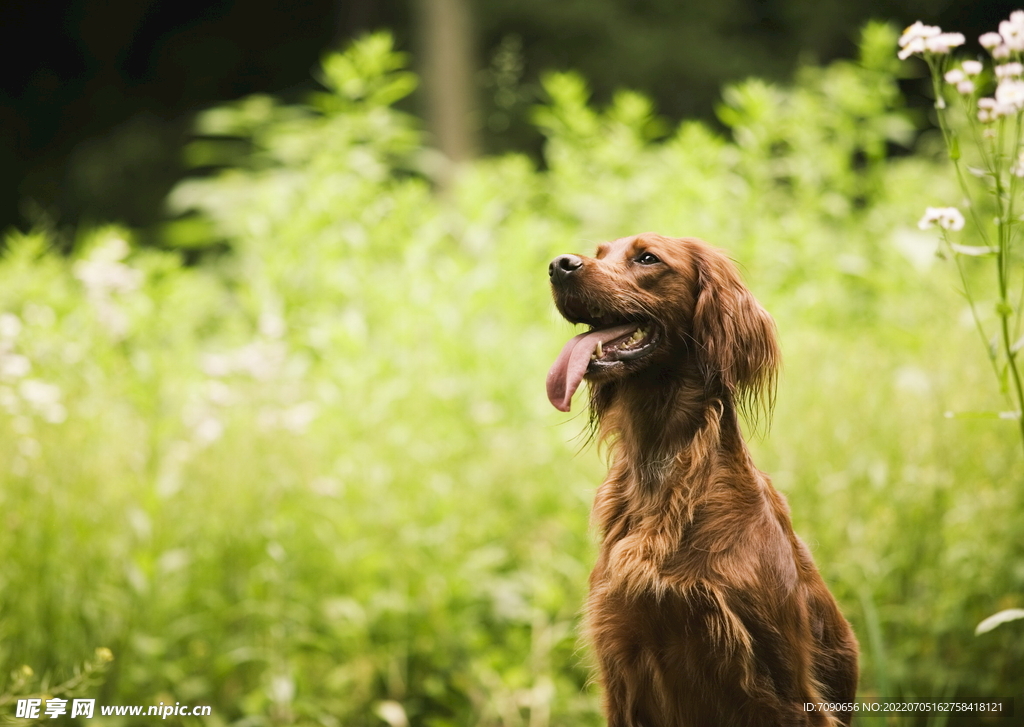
{"left": 0, "top": 648, "right": 113, "bottom": 724}
{"left": 898, "top": 13, "right": 1024, "bottom": 458}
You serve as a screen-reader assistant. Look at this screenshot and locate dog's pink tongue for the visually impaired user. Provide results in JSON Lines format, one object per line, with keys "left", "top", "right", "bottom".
{"left": 546, "top": 324, "right": 636, "bottom": 412}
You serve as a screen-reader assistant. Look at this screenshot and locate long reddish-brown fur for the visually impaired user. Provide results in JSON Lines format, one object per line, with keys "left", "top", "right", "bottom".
{"left": 548, "top": 234, "right": 858, "bottom": 726}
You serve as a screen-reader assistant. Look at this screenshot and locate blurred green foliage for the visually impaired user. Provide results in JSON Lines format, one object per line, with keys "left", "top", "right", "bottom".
{"left": 1, "top": 27, "right": 1022, "bottom": 726}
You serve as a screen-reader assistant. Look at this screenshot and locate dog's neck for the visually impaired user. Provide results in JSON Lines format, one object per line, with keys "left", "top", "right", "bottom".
{"left": 594, "top": 370, "right": 752, "bottom": 497}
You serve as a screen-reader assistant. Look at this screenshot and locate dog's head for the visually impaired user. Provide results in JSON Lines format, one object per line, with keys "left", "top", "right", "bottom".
{"left": 546, "top": 233, "right": 779, "bottom": 419}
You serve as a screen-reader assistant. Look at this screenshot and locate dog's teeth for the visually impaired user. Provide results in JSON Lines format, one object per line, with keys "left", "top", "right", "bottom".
{"left": 596, "top": 341, "right": 604, "bottom": 357}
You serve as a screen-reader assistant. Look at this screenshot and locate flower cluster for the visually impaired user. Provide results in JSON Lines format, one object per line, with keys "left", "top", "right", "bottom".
{"left": 918, "top": 207, "right": 965, "bottom": 231}
{"left": 1012, "top": 150, "right": 1024, "bottom": 177}
{"left": 0, "top": 312, "right": 67, "bottom": 427}
{"left": 899, "top": 12, "right": 1024, "bottom": 455}
{"left": 979, "top": 63, "right": 1024, "bottom": 121}
{"left": 897, "top": 22, "right": 965, "bottom": 60}
{"left": 897, "top": 11, "right": 1024, "bottom": 120}
{"left": 73, "top": 235, "right": 143, "bottom": 338}
{"left": 974, "top": 11, "right": 1024, "bottom": 121}
{"left": 0, "top": 313, "right": 30, "bottom": 381}
{"left": 73, "top": 236, "right": 141, "bottom": 295}
{"left": 944, "top": 63, "right": 981, "bottom": 95}
{"left": 201, "top": 340, "right": 287, "bottom": 380}
{"left": 981, "top": 10, "right": 1024, "bottom": 58}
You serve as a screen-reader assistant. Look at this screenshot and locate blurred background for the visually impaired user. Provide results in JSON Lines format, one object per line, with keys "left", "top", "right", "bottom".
{"left": 4, "top": 0, "right": 1024, "bottom": 236}
{"left": 1, "top": 0, "right": 1023, "bottom": 725}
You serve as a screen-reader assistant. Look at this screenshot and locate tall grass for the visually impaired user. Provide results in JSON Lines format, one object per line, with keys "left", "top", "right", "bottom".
{"left": 0, "top": 26, "right": 1021, "bottom": 726}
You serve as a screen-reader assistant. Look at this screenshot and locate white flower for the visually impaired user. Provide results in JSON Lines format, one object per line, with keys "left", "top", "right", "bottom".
{"left": 205, "top": 380, "right": 235, "bottom": 406}
{"left": 978, "top": 96, "right": 1007, "bottom": 122}
{"left": 258, "top": 311, "right": 286, "bottom": 339}
{"left": 193, "top": 416, "right": 224, "bottom": 445}
{"left": 74, "top": 258, "right": 143, "bottom": 295}
{"left": 98, "top": 236, "right": 130, "bottom": 261}
{"left": 996, "top": 79, "right": 1024, "bottom": 109}
{"left": 943, "top": 209, "right": 966, "bottom": 231}
{"left": 994, "top": 44, "right": 1012, "bottom": 60}
{"left": 1012, "top": 151, "right": 1024, "bottom": 177}
{"left": 0, "top": 313, "right": 21, "bottom": 340}
{"left": 18, "top": 379, "right": 66, "bottom": 424}
{"left": 963, "top": 60, "right": 984, "bottom": 75}
{"left": 19, "top": 379, "right": 60, "bottom": 407}
{"left": 281, "top": 402, "right": 319, "bottom": 433}
{"left": 925, "top": 32, "right": 966, "bottom": 54}
{"left": 898, "top": 38, "right": 925, "bottom": 60}
{"left": 981, "top": 32, "right": 1004, "bottom": 49}
{"left": 1001, "top": 16, "right": 1024, "bottom": 50}
{"left": 73, "top": 236, "right": 142, "bottom": 306}
{"left": 0, "top": 354, "right": 31, "bottom": 380}
{"left": 95, "top": 301, "right": 131, "bottom": 339}
{"left": 234, "top": 341, "right": 286, "bottom": 380}
{"left": 901, "top": 21, "right": 942, "bottom": 43}
{"left": 918, "top": 207, "right": 965, "bottom": 231}
{"left": 996, "top": 62, "right": 1024, "bottom": 78}
{"left": 941, "top": 67, "right": 973, "bottom": 94}
{"left": 898, "top": 21, "right": 942, "bottom": 59}
{"left": 201, "top": 341, "right": 286, "bottom": 380}
{"left": 201, "top": 352, "right": 233, "bottom": 377}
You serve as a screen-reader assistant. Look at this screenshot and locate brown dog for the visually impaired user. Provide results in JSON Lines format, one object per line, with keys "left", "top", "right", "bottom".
{"left": 546, "top": 234, "right": 858, "bottom": 726}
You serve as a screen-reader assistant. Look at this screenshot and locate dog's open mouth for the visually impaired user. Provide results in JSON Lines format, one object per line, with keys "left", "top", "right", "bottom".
{"left": 546, "top": 322, "right": 658, "bottom": 412}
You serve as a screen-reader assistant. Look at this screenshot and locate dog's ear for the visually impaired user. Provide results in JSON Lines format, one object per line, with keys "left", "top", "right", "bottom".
{"left": 691, "top": 244, "right": 780, "bottom": 423}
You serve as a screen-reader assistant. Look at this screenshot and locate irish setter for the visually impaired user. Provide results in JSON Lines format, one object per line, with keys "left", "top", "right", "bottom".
{"left": 546, "top": 234, "right": 858, "bottom": 726}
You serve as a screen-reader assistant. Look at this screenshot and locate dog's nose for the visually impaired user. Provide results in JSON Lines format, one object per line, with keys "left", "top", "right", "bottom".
{"left": 549, "top": 254, "right": 583, "bottom": 282}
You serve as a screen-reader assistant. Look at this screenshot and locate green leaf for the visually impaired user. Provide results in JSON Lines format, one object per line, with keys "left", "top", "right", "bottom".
{"left": 317, "top": 32, "right": 414, "bottom": 107}
{"left": 975, "top": 608, "right": 1024, "bottom": 635}
{"left": 368, "top": 72, "right": 419, "bottom": 107}
{"left": 160, "top": 216, "right": 223, "bottom": 250}
{"left": 858, "top": 21, "right": 901, "bottom": 74}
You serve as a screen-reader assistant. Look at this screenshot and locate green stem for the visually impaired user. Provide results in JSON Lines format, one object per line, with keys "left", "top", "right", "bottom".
{"left": 999, "top": 116, "right": 1024, "bottom": 456}
{"left": 1001, "top": 311, "right": 1024, "bottom": 455}
{"left": 929, "top": 64, "right": 995, "bottom": 371}
{"left": 945, "top": 232, "right": 1003, "bottom": 385}
{"left": 1001, "top": 116, "right": 1024, "bottom": 454}
{"left": 929, "top": 59, "right": 993, "bottom": 248}
{"left": 929, "top": 55, "right": 1024, "bottom": 457}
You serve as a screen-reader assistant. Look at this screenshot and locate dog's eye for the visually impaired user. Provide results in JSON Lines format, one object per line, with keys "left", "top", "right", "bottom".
{"left": 635, "top": 252, "right": 661, "bottom": 265}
